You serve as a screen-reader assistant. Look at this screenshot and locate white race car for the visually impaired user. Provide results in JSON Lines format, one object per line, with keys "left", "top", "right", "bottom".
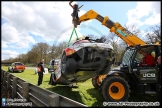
{"left": 49, "top": 37, "right": 116, "bottom": 85}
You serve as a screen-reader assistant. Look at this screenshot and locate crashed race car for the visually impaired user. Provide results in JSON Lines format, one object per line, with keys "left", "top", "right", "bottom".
{"left": 49, "top": 37, "right": 116, "bottom": 86}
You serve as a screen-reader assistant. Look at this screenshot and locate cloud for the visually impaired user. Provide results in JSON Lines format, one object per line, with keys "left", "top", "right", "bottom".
{"left": 126, "top": 19, "right": 143, "bottom": 28}
{"left": 138, "top": 30, "right": 149, "bottom": 41}
{"left": 2, "top": 23, "right": 19, "bottom": 43}
{"left": 2, "top": 50, "right": 19, "bottom": 60}
{"left": 2, "top": 41, "right": 8, "bottom": 48}
{"left": 144, "top": 13, "right": 160, "bottom": 25}
{"left": 2, "top": 1, "right": 92, "bottom": 60}
{"left": 2, "top": 23, "right": 36, "bottom": 48}
{"left": 126, "top": 2, "right": 160, "bottom": 27}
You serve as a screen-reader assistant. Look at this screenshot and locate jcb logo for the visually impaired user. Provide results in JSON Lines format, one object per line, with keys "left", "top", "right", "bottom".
{"left": 143, "top": 73, "right": 155, "bottom": 77}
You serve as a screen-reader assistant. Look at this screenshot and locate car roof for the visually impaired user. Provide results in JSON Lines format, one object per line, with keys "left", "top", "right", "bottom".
{"left": 55, "top": 59, "right": 60, "bottom": 61}
{"left": 12, "top": 62, "right": 24, "bottom": 65}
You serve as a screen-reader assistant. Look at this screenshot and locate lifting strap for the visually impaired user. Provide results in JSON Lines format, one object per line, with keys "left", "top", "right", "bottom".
{"left": 67, "top": 27, "right": 78, "bottom": 47}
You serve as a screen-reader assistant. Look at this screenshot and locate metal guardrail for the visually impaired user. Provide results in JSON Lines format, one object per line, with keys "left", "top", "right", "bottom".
{"left": 1, "top": 69, "right": 87, "bottom": 107}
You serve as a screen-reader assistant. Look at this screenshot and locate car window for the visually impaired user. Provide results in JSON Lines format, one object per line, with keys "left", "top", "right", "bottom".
{"left": 15, "top": 63, "right": 23, "bottom": 66}
{"left": 55, "top": 61, "right": 59, "bottom": 64}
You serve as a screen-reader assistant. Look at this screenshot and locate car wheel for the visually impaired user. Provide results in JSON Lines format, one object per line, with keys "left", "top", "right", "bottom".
{"left": 61, "top": 53, "right": 67, "bottom": 74}
{"left": 61, "top": 52, "right": 77, "bottom": 77}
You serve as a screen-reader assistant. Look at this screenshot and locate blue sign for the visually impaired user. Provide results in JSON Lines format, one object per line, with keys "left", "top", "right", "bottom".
{"left": 117, "top": 29, "right": 126, "bottom": 37}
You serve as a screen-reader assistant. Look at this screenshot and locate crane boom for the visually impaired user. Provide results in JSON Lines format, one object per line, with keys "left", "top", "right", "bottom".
{"left": 78, "top": 10, "right": 146, "bottom": 46}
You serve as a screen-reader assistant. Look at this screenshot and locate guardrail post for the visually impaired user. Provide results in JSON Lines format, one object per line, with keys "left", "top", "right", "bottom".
{"left": 3, "top": 72, "right": 7, "bottom": 85}
{"left": 22, "top": 82, "right": 29, "bottom": 101}
{"left": 7, "top": 74, "right": 11, "bottom": 90}
{"left": 12, "top": 77, "right": 18, "bottom": 98}
{"left": 49, "top": 93, "right": 59, "bottom": 107}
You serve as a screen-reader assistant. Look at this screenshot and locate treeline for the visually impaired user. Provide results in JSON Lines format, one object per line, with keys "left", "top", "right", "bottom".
{"left": 2, "top": 42, "right": 67, "bottom": 65}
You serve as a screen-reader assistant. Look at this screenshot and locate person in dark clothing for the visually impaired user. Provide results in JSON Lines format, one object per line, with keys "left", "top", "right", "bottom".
{"left": 51, "top": 59, "right": 55, "bottom": 71}
{"left": 37, "top": 59, "right": 45, "bottom": 86}
{"left": 69, "top": 1, "right": 83, "bottom": 21}
{"left": 157, "top": 56, "right": 161, "bottom": 104}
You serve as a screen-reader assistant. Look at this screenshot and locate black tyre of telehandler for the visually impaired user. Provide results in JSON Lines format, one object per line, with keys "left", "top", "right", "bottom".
{"left": 92, "top": 76, "right": 100, "bottom": 89}
{"left": 100, "top": 76, "right": 130, "bottom": 102}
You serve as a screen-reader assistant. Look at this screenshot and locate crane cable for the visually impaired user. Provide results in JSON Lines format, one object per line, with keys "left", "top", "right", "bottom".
{"left": 67, "top": 27, "right": 79, "bottom": 47}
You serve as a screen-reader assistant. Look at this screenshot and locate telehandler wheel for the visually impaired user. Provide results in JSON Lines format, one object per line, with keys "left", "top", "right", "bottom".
{"left": 92, "top": 76, "right": 100, "bottom": 89}
{"left": 100, "top": 76, "right": 130, "bottom": 102}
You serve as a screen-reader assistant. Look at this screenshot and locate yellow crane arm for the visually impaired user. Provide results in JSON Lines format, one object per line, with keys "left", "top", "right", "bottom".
{"left": 78, "top": 10, "right": 146, "bottom": 46}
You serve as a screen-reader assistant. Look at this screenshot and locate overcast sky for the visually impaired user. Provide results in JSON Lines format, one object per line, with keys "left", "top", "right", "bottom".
{"left": 1, "top": 1, "right": 161, "bottom": 60}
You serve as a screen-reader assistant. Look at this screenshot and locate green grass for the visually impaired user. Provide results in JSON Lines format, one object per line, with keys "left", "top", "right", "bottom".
{"left": 1, "top": 66, "right": 158, "bottom": 107}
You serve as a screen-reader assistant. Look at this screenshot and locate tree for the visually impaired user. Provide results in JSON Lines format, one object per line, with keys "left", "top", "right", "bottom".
{"left": 48, "top": 41, "right": 67, "bottom": 61}
{"left": 125, "top": 24, "right": 141, "bottom": 36}
{"left": 26, "top": 50, "right": 37, "bottom": 64}
{"left": 28, "top": 42, "right": 50, "bottom": 64}
{"left": 145, "top": 25, "right": 161, "bottom": 44}
{"left": 103, "top": 33, "right": 119, "bottom": 62}
{"left": 17, "top": 53, "right": 28, "bottom": 64}
{"left": 48, "top": 43, "right": 58, "bottom": 62}
{"left": 54, "top": 41, "right": 67, "bottom": 58}
{"left": 107, "top": 24, "right": 142, "bottom": 62}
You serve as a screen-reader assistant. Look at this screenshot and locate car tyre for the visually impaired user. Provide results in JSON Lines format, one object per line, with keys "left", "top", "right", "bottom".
{"left": 61, "top": 52, "right": 67, "bottom": 75}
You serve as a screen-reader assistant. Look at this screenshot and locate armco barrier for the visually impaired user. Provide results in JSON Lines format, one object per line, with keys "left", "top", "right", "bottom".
{"left": 1, "top": 69, "right": 87, "bottom": 107}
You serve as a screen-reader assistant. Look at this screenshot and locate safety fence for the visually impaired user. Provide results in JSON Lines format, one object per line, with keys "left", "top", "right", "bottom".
{"left": 1, "top": 69, "right": 87, "bottom": 107}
